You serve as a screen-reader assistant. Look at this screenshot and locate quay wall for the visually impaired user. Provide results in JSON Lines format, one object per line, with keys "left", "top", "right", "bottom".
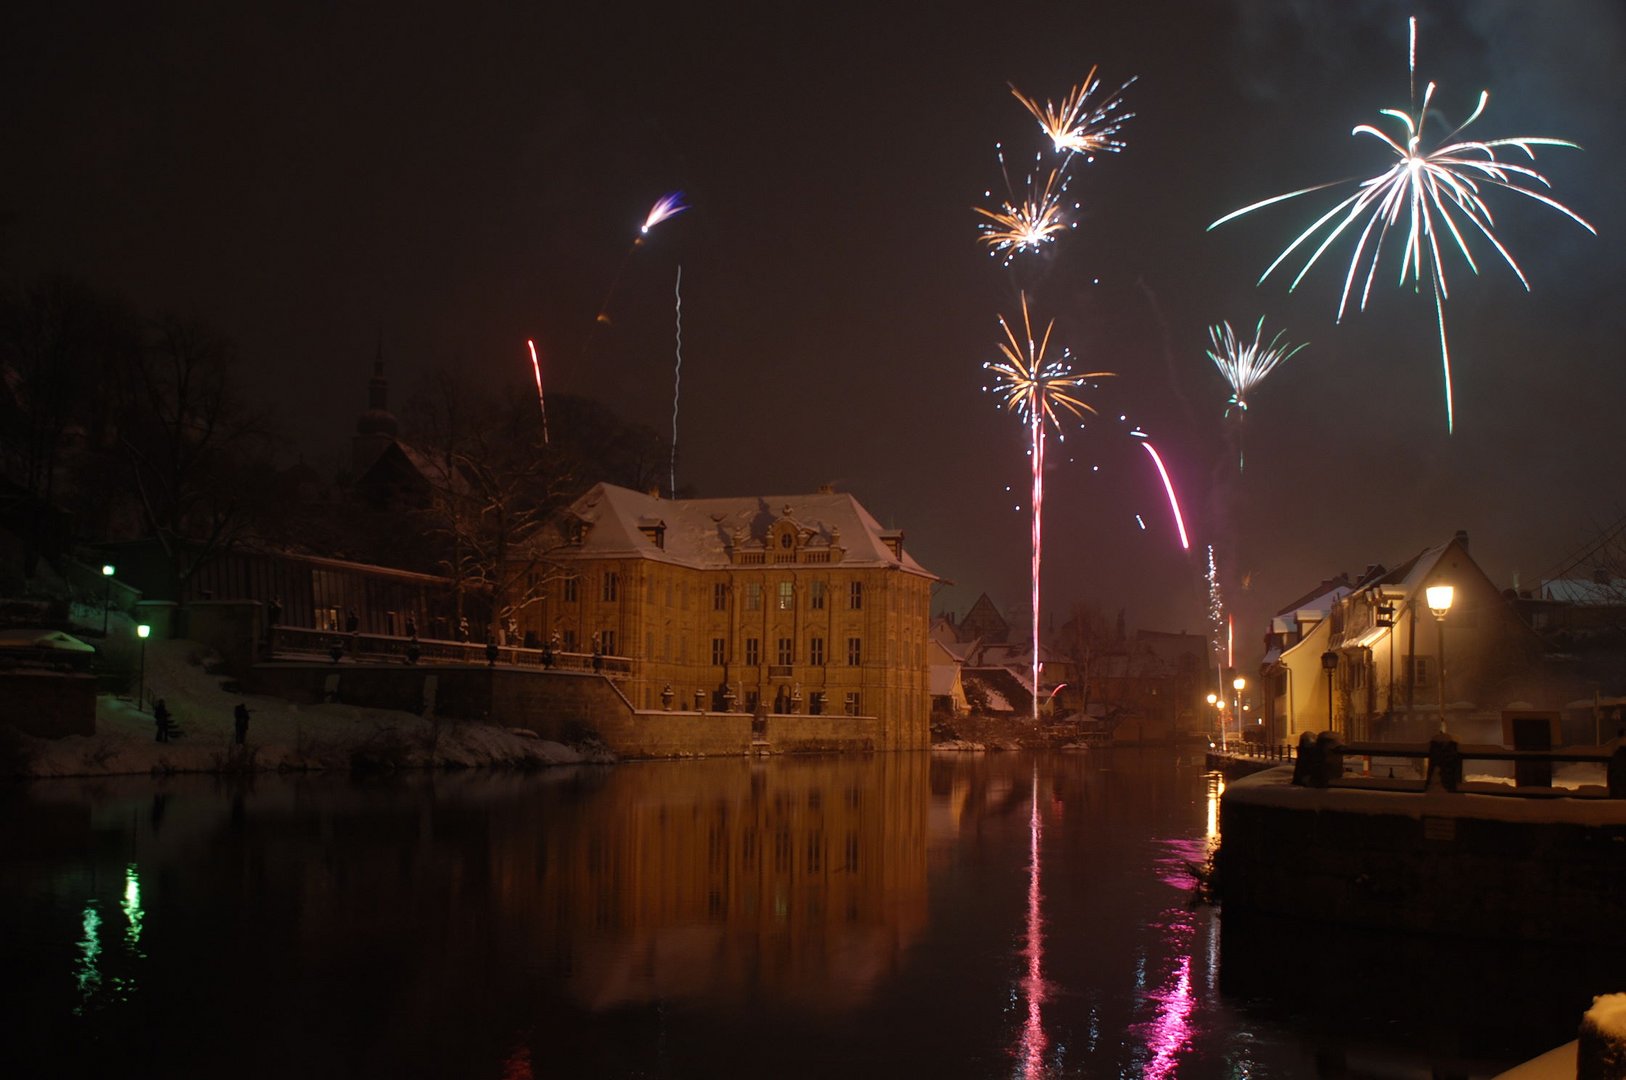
{"left": 1217, "top": 767, "right": 1626, "bottom": 945}
{"left": 241, "top": 664, "right": 874, "bottom": 759}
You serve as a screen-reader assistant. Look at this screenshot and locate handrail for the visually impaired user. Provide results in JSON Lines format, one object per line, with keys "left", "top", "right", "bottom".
{"left": 266, "top": 626, "right": 634, "bottom": 678}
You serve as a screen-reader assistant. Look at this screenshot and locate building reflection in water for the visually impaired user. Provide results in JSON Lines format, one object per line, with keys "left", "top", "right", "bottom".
{"left": 489, "top": 755, "right": 930, "bottom": 1012}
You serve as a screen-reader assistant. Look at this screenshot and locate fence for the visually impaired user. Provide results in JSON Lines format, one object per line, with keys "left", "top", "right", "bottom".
{"left": 268, "top": 626, "right": 634, "bottom": 679}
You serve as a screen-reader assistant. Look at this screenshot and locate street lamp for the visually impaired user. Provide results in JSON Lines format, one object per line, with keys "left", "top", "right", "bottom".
{"left": 101, "top": 564, "right": 115, "bottom": 636}
{"left": 1207, "top": 692, "right": 1221, "bottom": 750}
{"left": 136, "top": 623, "right": 151, "bottom": 711}
{"left": 1321, "top": 649, "right": 1338, "bottom": 734}
{"left": 1425, "top": 583, "right": 1455, "bottom": 733}
{"left": 1232, "top": 676, "right": 1246, "bottom": 748}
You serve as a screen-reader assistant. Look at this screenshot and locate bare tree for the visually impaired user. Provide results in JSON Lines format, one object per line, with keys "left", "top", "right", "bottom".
{"left": 117, "top": 315, "right": 271, "bottom": 598}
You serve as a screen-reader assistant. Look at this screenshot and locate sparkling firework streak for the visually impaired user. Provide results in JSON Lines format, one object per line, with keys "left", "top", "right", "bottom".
{"left": 595, "top": 190, "right": 690, "bottom": 328}
{"left": 1209, "top": 17, "right": 1593, "bottom": 434}
{"left": 640, "top": 191, "right": 688, "bottom": 236}
{"left": 525, "top": 339, "right": 549, "bottom": 444}
{"left": 1206, "top": 545, "right": 1226, "bottom": 688}
{"left": 983, "top": 294, "right": 1113, "bottom": 721}
{"left": 1207, "top": 317, "right": 1305, "bottom": 471}
{"left": 1136, "top": 439, "right": 1191, "bottom": 550}
{"left": 669, "top": 265, "right": 683, "bottom": 497}
{"left": 1011, "top": 66, "right": 1137, "bottom": 162}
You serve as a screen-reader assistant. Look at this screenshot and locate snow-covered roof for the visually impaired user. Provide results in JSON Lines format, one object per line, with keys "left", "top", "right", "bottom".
{"left": 1541, "top": 577, "right": 1626, "bottom": 606}
{"left": 546, "top": 483, "right": 937, "bottom": 578}
{"left": 928, "top": 664, "right": 960, "bottom": 696}
{"left": 0, "top": 629, "right": 96, "bottom": 653}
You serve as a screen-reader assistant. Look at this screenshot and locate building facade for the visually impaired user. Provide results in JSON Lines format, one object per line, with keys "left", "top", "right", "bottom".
{"left": 522, "top": 484, "right": 937, "bottom": 750}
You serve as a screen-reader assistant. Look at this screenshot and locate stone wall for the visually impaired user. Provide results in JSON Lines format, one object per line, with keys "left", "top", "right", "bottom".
{"left": 1218, "top": 777, "right": 1626, "bottom": 945}
{"left": 763, "top": 713, "right": 878, "bottom": 753}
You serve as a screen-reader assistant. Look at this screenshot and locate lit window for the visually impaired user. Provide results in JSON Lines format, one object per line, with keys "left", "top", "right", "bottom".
{"left": 778, "top": 581, "right": 794, "bottom": 610}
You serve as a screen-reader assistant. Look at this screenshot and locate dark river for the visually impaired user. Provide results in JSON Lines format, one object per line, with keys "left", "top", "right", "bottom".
{"left": 1, "top": 749, "right": 1613, "bottom": 1078}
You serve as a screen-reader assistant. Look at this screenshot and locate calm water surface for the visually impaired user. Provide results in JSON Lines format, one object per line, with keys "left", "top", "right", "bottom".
{"left": 0, "top": 749, "right": 1612, "bottom": 1078}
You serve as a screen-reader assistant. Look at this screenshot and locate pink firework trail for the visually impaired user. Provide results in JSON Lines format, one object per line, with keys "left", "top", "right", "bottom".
{"left": 526, "top": 339, "right": 549, "bottom": 444}
{"left": 1137, "top": 441, "right": 1190, "bottom": 550}
{"left": 983, "top": 295, "right": 1111, "bottom": 722}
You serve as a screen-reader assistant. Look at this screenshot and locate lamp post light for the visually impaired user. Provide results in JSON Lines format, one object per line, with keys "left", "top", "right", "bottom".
{"left": 1425, "top": 584, "right": 1455, "bottom": 733}
{"left": 1232, "top": 676, "right": 1246, "bottom": 749}
{"left": 101, "top": 564, "right": 115, "bottom": 636}
{"left": 1207, "top": 692, "right": 1220, "bottom": 749}
{"left": 136, "top": 624, "right": 151, "bottom": 711}
{"left": 1321, "top": 649, "right": 1338, "bottom": 735}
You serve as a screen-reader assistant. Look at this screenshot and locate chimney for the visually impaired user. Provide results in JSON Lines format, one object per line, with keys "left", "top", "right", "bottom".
{"left": 1454, "top": 529, "right": 1470, "bottom": 553}
{"left": 816, "top": 482, "right": 835, "bottom": 494}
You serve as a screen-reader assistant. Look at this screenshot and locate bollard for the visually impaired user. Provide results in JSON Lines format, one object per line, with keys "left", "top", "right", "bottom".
{"left": 1426, "top": 731, "right": 1463, "bottom": 792}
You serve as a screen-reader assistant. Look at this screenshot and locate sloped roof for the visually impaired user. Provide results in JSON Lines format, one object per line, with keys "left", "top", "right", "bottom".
{"left": 0, "top": 629, "right": 95, "bottom": 653}
{"left": 545, "top": 483, "right": 938, "bottom": 578}
{"left": 1542, "top": 577, "right": 1626, "bottom": 605}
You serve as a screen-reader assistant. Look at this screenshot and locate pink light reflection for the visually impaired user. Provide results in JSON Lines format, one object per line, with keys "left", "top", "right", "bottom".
{"left": 1013, "top": 763, "right": 1049, "bottom": 1076}
{"left": 1141, "top": 954, "right": 1194, "bottom": 1080}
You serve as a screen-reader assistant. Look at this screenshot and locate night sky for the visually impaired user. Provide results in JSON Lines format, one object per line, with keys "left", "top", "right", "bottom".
{"left": 6, "top": 0, "right": 1624, "bottom": 667}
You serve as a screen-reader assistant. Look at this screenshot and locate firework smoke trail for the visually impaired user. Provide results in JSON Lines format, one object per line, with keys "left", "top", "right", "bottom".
{"left": 669, "top": 265, "right": 683, "bottom": 497}
{"left": 1206, "top": 317, "right": 1305, "bottom": 471}
{"left": 592, "top": 191, "right": 690, "bottom": 330}
{"left": 1011, "top": 67, "right": 1137, "bottom": 163}
{"left": 526, "top": 339, "right": 549, "bottom": 445}
{"left": 984, "top": 294, "right": 1113, "bottom": 721}
{"left": 1209, "top": 17, "right": 1592, "bottom": 434}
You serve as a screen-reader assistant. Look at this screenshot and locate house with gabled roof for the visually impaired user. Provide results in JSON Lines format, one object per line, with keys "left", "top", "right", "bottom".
{"left": 1264, "top": 531, "right": 1542, "bottom": 747}
{"left": 522, "top": 482, "right": 938, "bottom": 750}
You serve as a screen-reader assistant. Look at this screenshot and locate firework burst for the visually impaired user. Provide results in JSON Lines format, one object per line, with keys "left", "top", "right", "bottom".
{"left": 1207, "top": 317, "right": 1305, "bottom": 470}
{"left": 975, "top": 145, "right": 1075, "bottom": 264}
{"left": 1209, "top": 17, "right": 1592, "bottom": 434}
{"left": 984, "top": 294, "right": 1113, "bottom": 721}
{"left": 1011, "top": 67, "right": 1137, "bottom": 162}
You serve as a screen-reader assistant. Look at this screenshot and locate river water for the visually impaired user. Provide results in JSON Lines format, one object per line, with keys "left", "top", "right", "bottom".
{"left": 0, "top": 749, "right": 1613, "bottom": 1078}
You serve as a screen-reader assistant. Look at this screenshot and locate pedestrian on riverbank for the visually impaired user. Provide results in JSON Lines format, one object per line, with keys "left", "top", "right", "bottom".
{"left": 154, "top": 699, "right": 172, "bottom": 743}
{"left": 234, "top": 702, "right": 251, "bottom": 745}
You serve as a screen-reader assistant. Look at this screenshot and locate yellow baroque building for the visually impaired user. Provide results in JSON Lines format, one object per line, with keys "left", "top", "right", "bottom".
{"left": 523, "top": 483, "right": 938, "bottom": 750}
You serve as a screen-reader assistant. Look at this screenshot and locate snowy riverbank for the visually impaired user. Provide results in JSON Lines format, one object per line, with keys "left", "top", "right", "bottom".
{"left": 6, "top": 639, "right": 607, "bottom": 779}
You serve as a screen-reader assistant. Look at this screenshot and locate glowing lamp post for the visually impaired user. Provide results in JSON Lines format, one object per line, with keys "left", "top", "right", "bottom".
{"left": 101, "top": 564, "right": 115, "bottom": 635}
{"left": 1232, "top": 676, "right": 1246, "bottom": 748}
{"left": 1320, "top": 649, "right": 1338, "bottom": 734}
{"left": 136, "top": 623, "right": 151, "bottom": 712}
{"left": 1425, "top": 584, "right": 1455, "bottom": 732}
{"left": 1207, "top": 692, "right": 1220, "bottom": 749}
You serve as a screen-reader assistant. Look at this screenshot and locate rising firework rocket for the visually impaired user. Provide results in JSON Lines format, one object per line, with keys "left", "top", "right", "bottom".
{"left": 983, "top": 294, "right": 1113, "bottom": 722}
{"left": 526, "top": 339, "right": 549, "bottom": 444}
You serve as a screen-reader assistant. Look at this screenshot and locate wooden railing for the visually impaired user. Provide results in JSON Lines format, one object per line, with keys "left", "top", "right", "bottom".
{"left": 267, "top": 626, "right": 634, "bottom": 678}
{"left": 1291, "top": 732, "right": 1624, "bottom": 798}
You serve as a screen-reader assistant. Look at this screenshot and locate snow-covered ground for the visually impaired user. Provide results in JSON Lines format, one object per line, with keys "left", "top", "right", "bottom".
{"left": 17, "top": 638, "right": 600, "bottom": 778}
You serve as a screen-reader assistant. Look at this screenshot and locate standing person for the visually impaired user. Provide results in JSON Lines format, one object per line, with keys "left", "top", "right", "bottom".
{"left": 153, "top": 698, "right": 172, "bottom": 743}
{"left": 457, "top": 616, "right": 470, "bottom": 642}
{"left": 233, "top": 702, "right": 250, "bottom": 746}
